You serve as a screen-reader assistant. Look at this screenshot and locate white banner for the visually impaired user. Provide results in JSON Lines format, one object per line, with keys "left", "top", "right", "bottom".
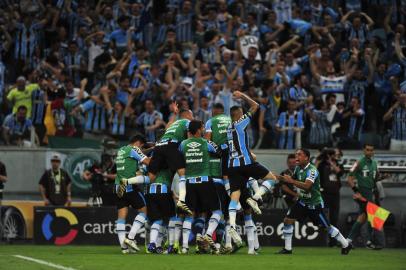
{"left": 240, "top": 35, "right": 261, "bottom": 60}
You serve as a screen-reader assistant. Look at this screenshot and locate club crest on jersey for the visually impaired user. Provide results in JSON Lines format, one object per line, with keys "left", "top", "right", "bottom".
{"left": 187, "top": 142, "right": 201, "bottom": 149}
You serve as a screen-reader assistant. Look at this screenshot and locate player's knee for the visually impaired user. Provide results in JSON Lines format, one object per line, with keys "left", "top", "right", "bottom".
{"left": 138, "top": 207, "right": 147, "bottom": 215}
{"left": 284, "top": 217, "right": 294, "bottom": 224}
{"left": 117, "top": 208, "right": 128, "bottom": 219}
{"left": 244, "top": 208, "right": 252, "bottom": 216}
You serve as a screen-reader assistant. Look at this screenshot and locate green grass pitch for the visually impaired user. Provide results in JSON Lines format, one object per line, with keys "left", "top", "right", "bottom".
{"left": 0, "top": 245, "right": 405, "bottom": 270}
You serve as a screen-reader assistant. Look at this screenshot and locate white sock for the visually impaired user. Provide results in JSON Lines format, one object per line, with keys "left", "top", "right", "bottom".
{"left": 156, "top": 225, "right": 166, "bottom": 247}
{"left": 224, "top": 179, "right": 231, "bottom": 196}
{"left": 252, "top": 221, "right": 259, "bottom": 249}
{"left": 144, "top": 222, "right": 150, "bottom": 246}
{"left": 206, "top": 210, "right": 222, "bottom": 237}
{"left": 225, "top": 222, "right": 232, "bottom": 247}
{"left": 182, "top": 217, "right": 193, "bottom": 249}
{"left": 116, "top": 219, "right": 127, "bottom": 249}
{"left": 178, "top": 176, "right": 186, "bottom": 202}
{"left": 253, "top": 180, "right": 276, "bottom": 200}
{"left": 168, "top": 217, "right": 176, "bottom": 245}
{"left": 329, "top": 226, "right": 348, "bottom": 248}
{"left": 228, "top": 200, "right": 238, "bottom": 228}
{"left": 128, "top": 212, "right": 147, "bottom": 240}
{"left": 250, "top": 220, "right": 259, "bottom": 249}
{"left": 174, "top": 217, "right": 183, "bottom": 245}
{"left": 127, "top": 175, "right": 150, "bottom": 184}
{"left": 283, "top": 224, "right": 293, "bottom": 251}
{"left": 245, "top": 215, "right": 255, "bottom": 253}
{"left": 150, "top": 220, "right": 162, "bottom": 244}
{"left": 248, "top": 178, "right": 259, "bottom": 193}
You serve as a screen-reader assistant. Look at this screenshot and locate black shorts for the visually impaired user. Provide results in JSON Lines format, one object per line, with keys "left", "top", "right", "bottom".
{"left": 186, "top": 178, "right": 220, "bottom": 213}
{"left": 286, "top": 201, "right": 330, "bottom": 228}
{"left": 228, "top": 163, "right": 269, "bottom": 192}
{"left": 116, "top": 186, "right": 147, "bottom": 210}
{"left": 214, "top": 180, "right": 230, "bottom": 218}
{"left": 146, "top": 193, "right": 175, "bottom": 222}
{"left": 148, "top": 142, "right": 185, "bottom": 174}
{"left": 220, "top": 147, "right": 229, "bottom": 176}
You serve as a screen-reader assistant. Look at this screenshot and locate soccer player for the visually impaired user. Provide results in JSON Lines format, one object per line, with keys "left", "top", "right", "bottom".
{"left": 226, "top": 91, "right": 278, "bottom": 246}
{"left": 205, "top": 103, "right": 232, "bottom": 252}
{"left": 276, "top": 148, "right": 352, "bottom": 255}
{"left": 114, "top": 135, "right": 150, "bottom": 254}
{"left": 179, "top": 120, "right": 222, "bottom": 254}
{"left": 147, "top": 106, "right": 194, "bottom": 215}
{"left": 145, "top": 169, "right": 176, "bottom": 254}
{"left": 347, "top": 144, "right": 380, "bottom": 249}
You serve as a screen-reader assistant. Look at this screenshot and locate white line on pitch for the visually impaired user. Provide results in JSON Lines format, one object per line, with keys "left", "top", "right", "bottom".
{"left": 13, "top": 255, "right": 77, "bottom": 270}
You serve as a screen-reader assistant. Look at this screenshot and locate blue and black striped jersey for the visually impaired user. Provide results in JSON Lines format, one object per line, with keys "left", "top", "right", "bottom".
{"left": 227, "top": 112, "right": 255, "bottom": 168}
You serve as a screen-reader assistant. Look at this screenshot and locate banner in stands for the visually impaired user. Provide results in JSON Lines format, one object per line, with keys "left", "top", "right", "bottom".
{"left": 240, "top": 35, "right": 261, "bottom": 60}
{"left": 34, "top": 207, "right": 326, "bottom": 246}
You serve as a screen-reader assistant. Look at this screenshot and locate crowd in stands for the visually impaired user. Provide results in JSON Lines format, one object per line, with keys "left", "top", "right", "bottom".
{"left": 0, "top": 0, "right": 406, "bottom": 150}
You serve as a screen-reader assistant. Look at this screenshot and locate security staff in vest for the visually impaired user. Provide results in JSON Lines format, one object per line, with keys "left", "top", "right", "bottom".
{"left": 347, "top": 143, "right": 379, "bottom": 249}
{"left": 39, "top": 155, "right": 72, "bottom": 206}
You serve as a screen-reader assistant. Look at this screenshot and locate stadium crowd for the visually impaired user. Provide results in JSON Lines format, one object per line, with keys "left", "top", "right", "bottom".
{"left": 0, "top": 0, "right": 406, "bottom": 150}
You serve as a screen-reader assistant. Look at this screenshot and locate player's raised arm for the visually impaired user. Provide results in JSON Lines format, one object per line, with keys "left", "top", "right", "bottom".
{"left": 204, "top": 119, "right": 212, "bottom": 140}
{"left": 233, "top": 90, "right": 259, "bottom": 115}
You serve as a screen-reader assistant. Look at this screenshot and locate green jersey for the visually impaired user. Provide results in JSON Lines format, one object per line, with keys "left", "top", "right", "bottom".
{"left": 209, "top": 157, "right": 222, "bottom": 177}
{"left": 154, "top": 169, "right": 174, "bottom": 188}
{"left": 180, "top": 137, "right": 218, "bottom": 178}
{"left": 161, "top": 119, "right": 190, "bottom": 142}
{"left": 349, "top": 156, "right": 378, "bottom": 199}
{"left": 205, "top": 114, "right": 231, "bottom": 145}
{"left": 293, "top": 163, "right": 323, "bottom": 206}
{"left": 114, "top": 145, "right": 147, "bottom": 185}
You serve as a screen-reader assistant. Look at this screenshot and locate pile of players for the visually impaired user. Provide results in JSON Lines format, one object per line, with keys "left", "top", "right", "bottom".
{"left": 113, "top": 91, "right": 352, "bottom": 255}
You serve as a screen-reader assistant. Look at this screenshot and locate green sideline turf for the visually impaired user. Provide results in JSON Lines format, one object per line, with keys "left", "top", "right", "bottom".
{"left": 0, "top": 245, "right": 405, "bottom": 270}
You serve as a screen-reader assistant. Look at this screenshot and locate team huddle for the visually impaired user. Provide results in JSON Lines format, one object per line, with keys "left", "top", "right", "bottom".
{"left": 113, "top": 91, "right": 352, "bottom": 255}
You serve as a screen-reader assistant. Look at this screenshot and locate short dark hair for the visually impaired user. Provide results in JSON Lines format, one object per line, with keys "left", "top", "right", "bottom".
{"left": 297, "top": 148, "right": 311, "bottom": 158}
{"left": 314, "top": 98, "right": 324, "bottom": 110}
{"left": 352, "top": 96, "right": 360, "bottom": 103}
{"left": 118, "top": 15, "right": 129, "bottom": 24}
{"left": 363, "top": 143, "right": 374, "bottom": 149}
{"left": 17, "top": 105, "right": 28, "bottom": 112}
{"left": 179, "top": 108, "right": 191, "bottom": 116}
{"left": 129, "top": 134, "right": 146, "bottom": 144}
{"left": 287, "top": 153, "right": 296, "bottom": 160}
{"left": 326, "top": 93, "right": 336, "bottom": 101}
{"left": 230, "top": 106, "right": 241, "bottom": 114}
{"left": 188, "top": 120, "right": 203, "bottom": 135}
{"left": 213, "top": 103, "right": 224, "bottom": 111}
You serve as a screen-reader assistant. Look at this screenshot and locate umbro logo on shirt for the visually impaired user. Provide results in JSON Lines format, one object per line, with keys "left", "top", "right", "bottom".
{"left": 187, "top": 142, "right": 201, "bottom": 149}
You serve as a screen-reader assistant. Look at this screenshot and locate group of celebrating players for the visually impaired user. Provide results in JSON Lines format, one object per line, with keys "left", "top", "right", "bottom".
{"left": 113, "top": 91, "right": 353, "bottom": 255}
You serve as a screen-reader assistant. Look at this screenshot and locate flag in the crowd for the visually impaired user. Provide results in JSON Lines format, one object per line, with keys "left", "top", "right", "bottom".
{"left": 366, "top": 202, "right": 390, "bottom": 231}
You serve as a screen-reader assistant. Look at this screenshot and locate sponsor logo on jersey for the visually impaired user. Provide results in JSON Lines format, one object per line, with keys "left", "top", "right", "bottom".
{"left": 187, "top": 142, "right": 201, "bottom": 149}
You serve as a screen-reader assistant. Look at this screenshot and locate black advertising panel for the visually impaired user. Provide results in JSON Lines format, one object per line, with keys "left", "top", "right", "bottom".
{"left": 34, "top": 207, "right": 326, "bottom": 246}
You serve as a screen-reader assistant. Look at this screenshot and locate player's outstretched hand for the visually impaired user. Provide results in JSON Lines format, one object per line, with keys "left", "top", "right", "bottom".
{"left": 170, "top": 101, "right": 179, "bottom": 115}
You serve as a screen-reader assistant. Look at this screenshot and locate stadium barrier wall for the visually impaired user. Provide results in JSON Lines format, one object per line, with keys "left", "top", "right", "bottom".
{"left": 33, "top": 206, "right": 326, "bottom": 246}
